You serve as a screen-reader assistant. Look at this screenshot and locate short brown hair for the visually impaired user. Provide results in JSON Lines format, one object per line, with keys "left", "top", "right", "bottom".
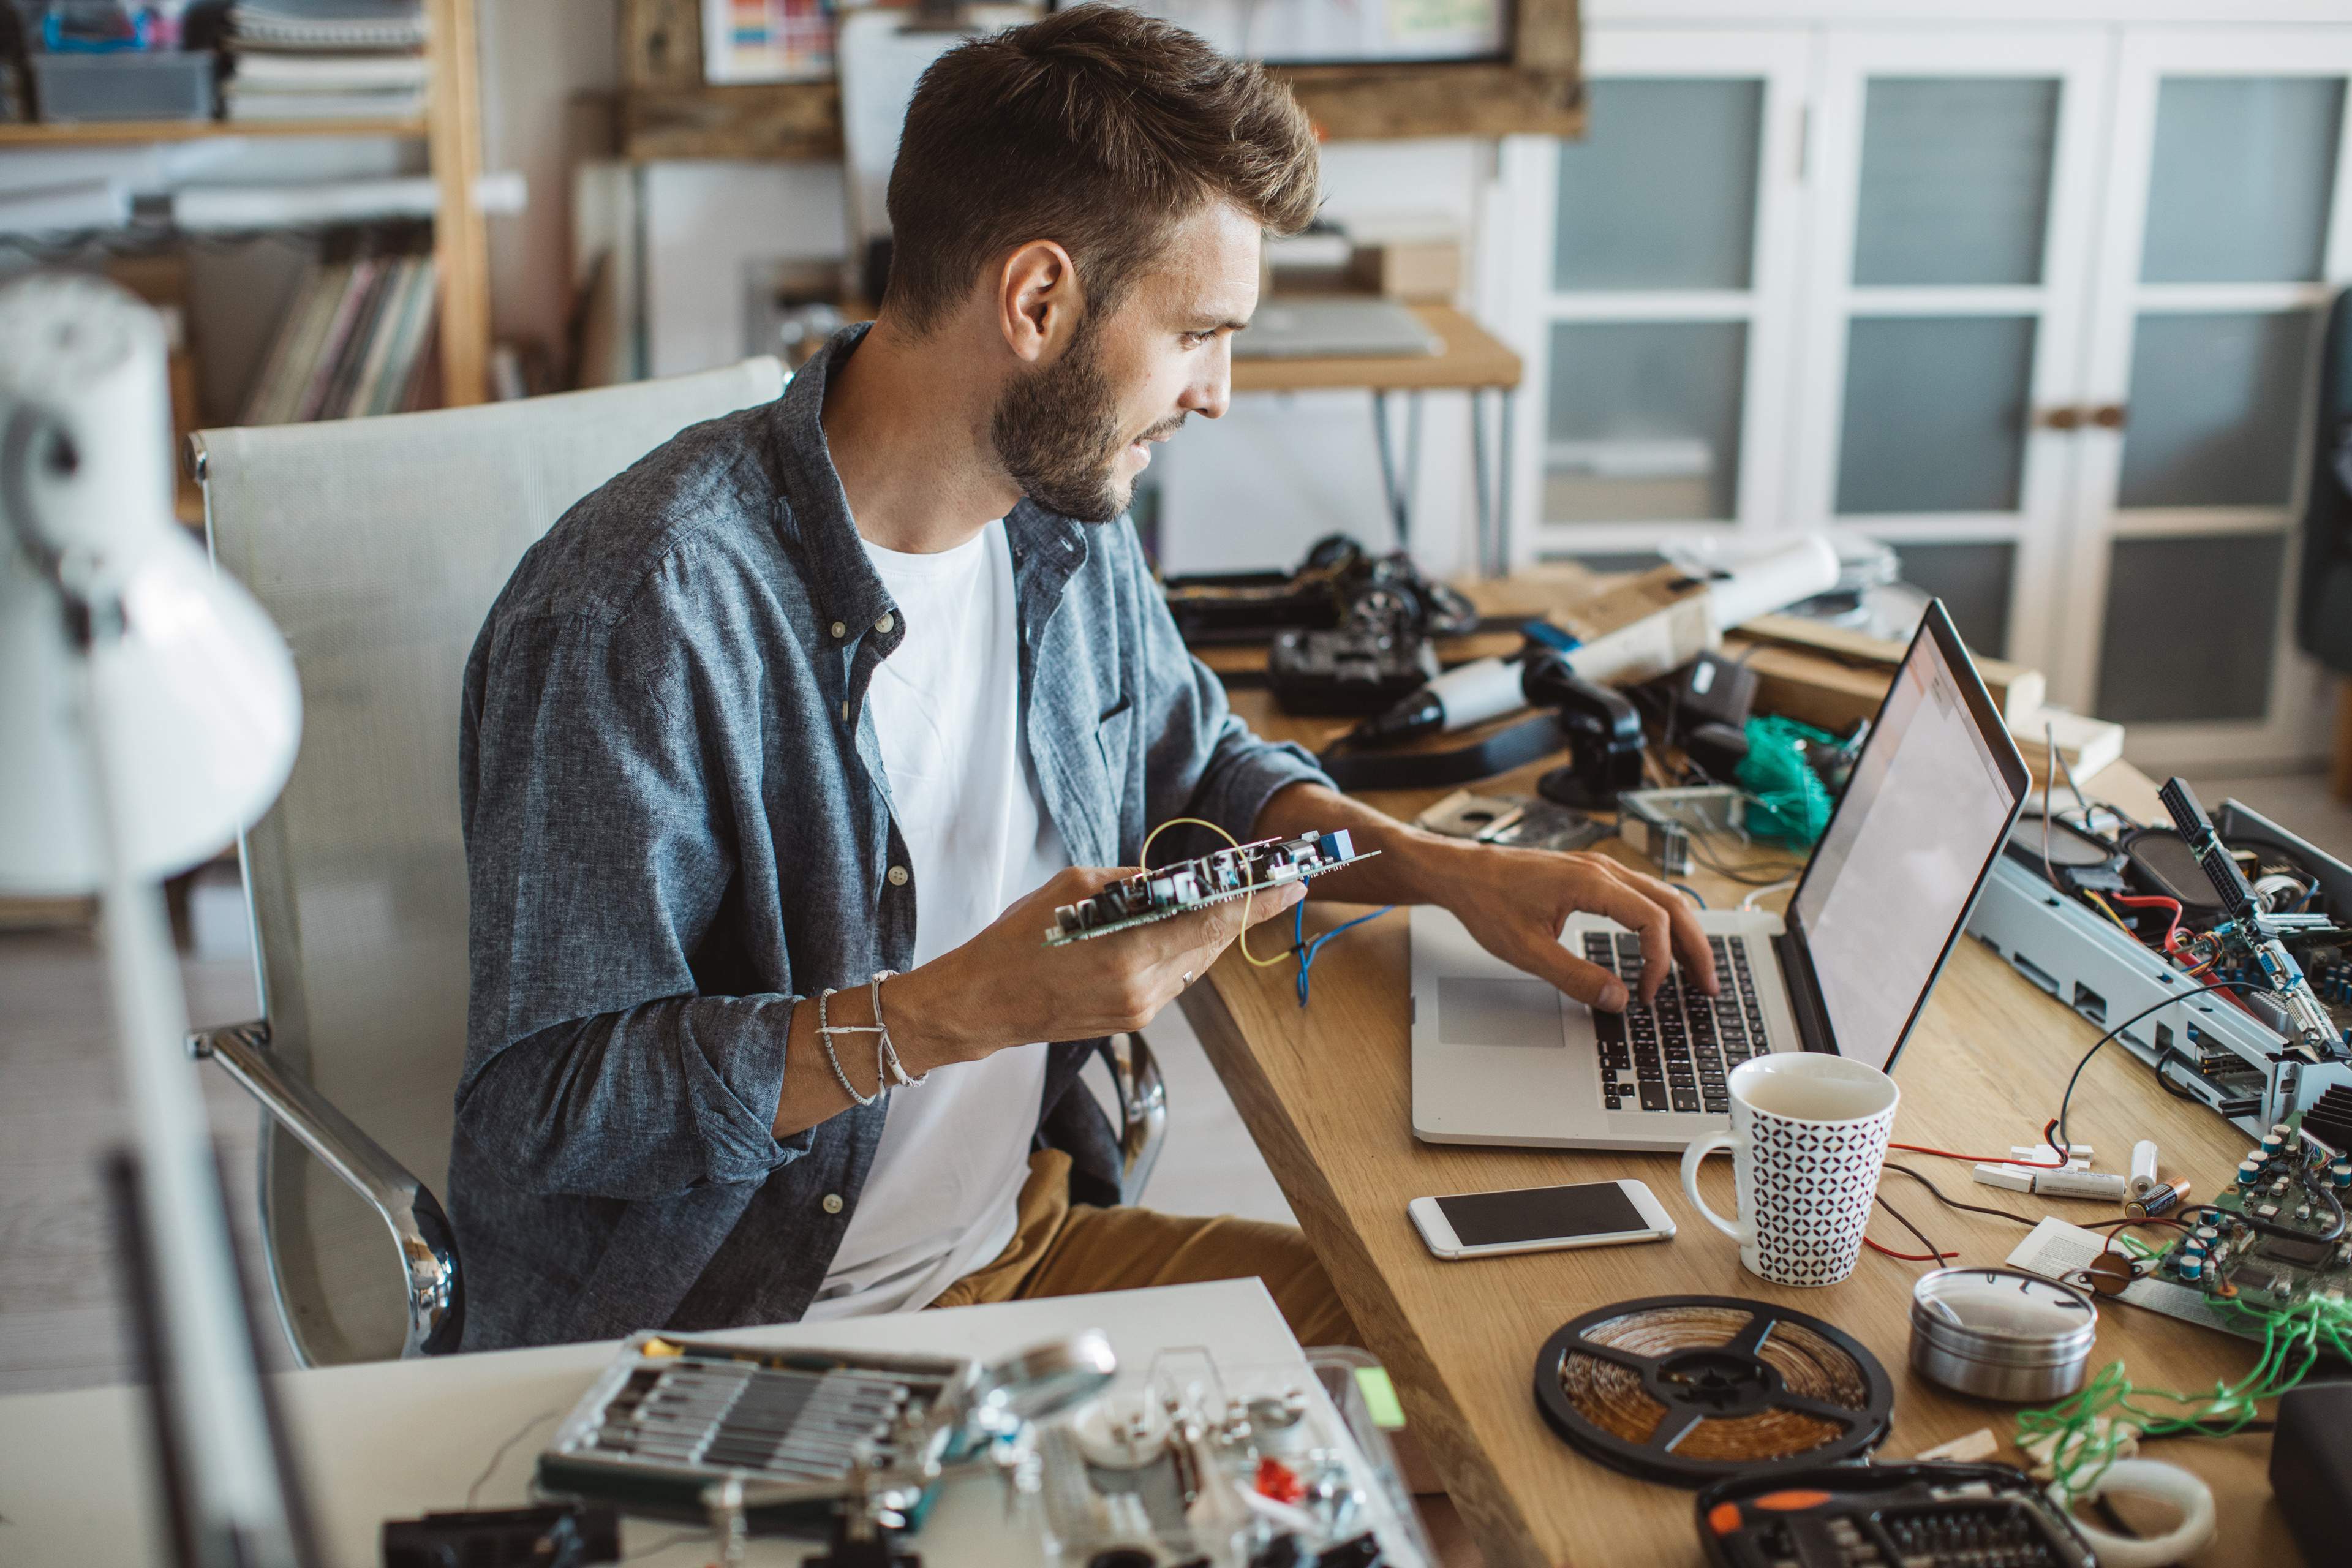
{"left": 883, "top": 4, "right": 1320, "bottom": 332}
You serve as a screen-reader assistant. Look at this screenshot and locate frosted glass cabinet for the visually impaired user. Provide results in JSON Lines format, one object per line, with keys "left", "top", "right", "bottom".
{"left": 1501, "top": 12, "right": 2352, "bottom": 768}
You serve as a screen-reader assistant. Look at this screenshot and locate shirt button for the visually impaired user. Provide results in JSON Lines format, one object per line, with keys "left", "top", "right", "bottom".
{"left": 821, "top": 1193, "right": 843, "bottom": 1215}
{"left": 887, "top": 865, "right": 909, "bottom": 886}
{"left": 875, "top": 612, "right": 895, "bottom": 635}
{"left": 830, "top": 620, "right": 845, "bottom": 638}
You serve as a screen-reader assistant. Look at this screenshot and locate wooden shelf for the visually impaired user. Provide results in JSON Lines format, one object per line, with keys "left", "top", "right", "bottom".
{"left": 617, "top": 0, "right": 1582, "bottom": 161}
{"left": 0, "top": 117, "right": 428, "bottom": 146}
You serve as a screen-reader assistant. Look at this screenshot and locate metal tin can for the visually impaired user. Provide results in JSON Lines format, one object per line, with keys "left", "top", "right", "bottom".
{"left": 1909, "top": 1267, "right": 2099, "bottom": 1403}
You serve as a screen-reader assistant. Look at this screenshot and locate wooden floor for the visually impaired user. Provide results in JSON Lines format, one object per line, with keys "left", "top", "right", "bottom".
{"left": 3, "top": 771, "right": 2346, "bottom": 1398}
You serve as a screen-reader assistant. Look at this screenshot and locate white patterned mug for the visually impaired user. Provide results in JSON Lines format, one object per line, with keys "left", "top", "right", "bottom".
{"left": 1679, "top": 1053, "right": 1899, "bottom": 1287}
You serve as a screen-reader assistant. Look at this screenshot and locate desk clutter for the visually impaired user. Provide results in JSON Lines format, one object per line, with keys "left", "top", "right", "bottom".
{"left": 470, "top": 1330, "right": 1431, "bottom": 1568}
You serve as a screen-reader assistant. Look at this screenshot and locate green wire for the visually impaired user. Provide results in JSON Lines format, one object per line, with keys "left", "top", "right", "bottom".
{"left": 2017, "top": 1293, "right": 2352, "bottom": 1501}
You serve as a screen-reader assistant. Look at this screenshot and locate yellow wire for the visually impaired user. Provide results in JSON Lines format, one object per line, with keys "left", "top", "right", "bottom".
{"left": 2084, "top": 889, "right": 2138, "bottom": 938}
{"left": 1137, "top": 816, "right": 1291, "bottom": 968}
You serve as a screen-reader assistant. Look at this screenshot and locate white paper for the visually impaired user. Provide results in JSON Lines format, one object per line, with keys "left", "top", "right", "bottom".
{"left": 2005, "top": 1217, "right": 2239, "bottom": 1335}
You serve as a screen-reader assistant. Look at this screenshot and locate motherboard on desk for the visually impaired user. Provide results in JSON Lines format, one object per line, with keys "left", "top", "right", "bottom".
{"left": 2147, "top": 1107, "right": 2352, "bottom": 1336}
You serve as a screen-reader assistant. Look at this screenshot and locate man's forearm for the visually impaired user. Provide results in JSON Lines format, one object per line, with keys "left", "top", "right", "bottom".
{"left": 1250, "top": 780, "right": 1480, "bottom": 907}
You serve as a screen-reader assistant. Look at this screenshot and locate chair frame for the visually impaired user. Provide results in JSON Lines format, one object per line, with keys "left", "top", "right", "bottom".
{"left": 187, "top": 425, "right": 1170, "bottom": 1361}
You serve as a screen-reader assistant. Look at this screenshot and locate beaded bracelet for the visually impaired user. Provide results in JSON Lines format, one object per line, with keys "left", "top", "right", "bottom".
{"left": 815, "top": 986, "right": 882, "bottom": 1107}
{"left": 869, "top": 970, "right": 928, "bottom": 1087}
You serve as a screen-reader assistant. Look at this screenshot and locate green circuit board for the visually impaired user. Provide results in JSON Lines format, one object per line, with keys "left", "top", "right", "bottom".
{"left": 2150, "top": 1111, "right": 2352, "bottom": 1336}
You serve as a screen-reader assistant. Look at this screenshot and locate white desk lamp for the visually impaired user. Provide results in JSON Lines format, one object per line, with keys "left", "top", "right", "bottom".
{"left": 0, "top": 274, "right": 311, "bottom": 1567}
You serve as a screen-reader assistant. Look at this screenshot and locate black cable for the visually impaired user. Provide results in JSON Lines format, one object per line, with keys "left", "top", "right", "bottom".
{"left": 2055, "top": 980, "right": 2267, "bottom": 1148}
{"left": 1873, "top": 1191, "right": 1951, "bottom": 1268}
{"left": 1882, "top": 1162, "right": 2038, "bottom": 1229}
{"left": 464, "top": 1408, "right": 561, "bottom": 1509}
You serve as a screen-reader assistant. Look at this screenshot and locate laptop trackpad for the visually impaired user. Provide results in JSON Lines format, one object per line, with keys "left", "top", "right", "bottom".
{"left": 1437, "top": 978, "right": 1564, "bottom": 1047}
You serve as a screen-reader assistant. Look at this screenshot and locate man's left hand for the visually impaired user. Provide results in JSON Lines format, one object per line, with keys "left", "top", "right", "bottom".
{"left": 1423, "top": 841, "right": 1716, "bottom": 1011}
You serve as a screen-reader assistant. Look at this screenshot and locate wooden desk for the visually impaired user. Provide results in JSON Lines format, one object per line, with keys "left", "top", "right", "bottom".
{"left": 1184, "top": 697, "right": 2291, "bottom": 1568}
{"left": 1229, "top": 303, "right": 1526, "bottom": 577}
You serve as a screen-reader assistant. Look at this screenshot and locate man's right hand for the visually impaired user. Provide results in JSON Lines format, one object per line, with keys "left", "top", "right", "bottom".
{"left": 886, "top": 864, "right": 1309, "bottom": 1066}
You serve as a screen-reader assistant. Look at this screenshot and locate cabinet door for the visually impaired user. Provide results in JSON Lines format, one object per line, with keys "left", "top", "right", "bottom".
{"left": 1499, "top": 28, "right": 1811, "bottom": 571}
{"left": 2057, "top": 27, "right": 2352, "bottom": 769}
{"left": 1787, "top": 28, "right": 2113, "bottom": 668}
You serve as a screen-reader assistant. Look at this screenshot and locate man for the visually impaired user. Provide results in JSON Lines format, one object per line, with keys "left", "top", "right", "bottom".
{"left": 453, "top": 3, "right": 1713, "bottom": 1352}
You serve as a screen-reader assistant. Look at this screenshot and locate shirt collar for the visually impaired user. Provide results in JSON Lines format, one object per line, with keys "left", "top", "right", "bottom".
{"left": 769, "top": 323, "right": 1095, "bottom": 632}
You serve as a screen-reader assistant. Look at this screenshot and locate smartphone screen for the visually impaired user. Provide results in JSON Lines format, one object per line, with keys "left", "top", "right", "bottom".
{"left": 1433, "top": 1182, "right": 1649, "bottom": 1248}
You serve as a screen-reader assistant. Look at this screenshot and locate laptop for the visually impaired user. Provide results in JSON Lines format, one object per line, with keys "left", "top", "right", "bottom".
{"left": 1232, "top": 297, "right": 1441, "bottom": 360}
{"left": 1410, "top": 600, "right": 2030, "bottom": 1152}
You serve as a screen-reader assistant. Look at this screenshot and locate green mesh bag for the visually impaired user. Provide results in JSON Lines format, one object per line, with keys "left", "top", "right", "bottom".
{"left": 1736, "top": 715, "right": 1836, "bottom": 847}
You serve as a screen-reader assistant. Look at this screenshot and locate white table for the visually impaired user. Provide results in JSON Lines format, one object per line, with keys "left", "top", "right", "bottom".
{"left": 0, "top": 1280, "right": 1308, "bottom": 1566}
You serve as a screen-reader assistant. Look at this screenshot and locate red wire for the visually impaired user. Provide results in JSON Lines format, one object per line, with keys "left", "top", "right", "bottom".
{"left": 1866, "top": 1237, "right": 1957, "bottom": 1262}
{"left": 2108, "top": 892, "right": 2184, "bottom": 952}
{"left": 1889, "top": 1117, "right": 2071, "bottom": 1168}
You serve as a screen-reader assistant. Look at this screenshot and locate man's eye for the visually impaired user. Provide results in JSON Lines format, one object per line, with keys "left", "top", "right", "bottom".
{"left": 1182, "top": 331, "right": 1213, "bottom": 348}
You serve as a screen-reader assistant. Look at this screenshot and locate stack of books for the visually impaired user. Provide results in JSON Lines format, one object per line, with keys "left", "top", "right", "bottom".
{"left": 221, "top": 1, "right": 428, "bottom": 123}
{"left": 242, "top": 230, "right": 440, "bottom": 424}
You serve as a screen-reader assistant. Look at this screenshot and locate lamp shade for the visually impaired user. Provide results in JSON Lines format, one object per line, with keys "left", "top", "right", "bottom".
{"left": 0, "top": 274, "right": 300, "bottom": 891}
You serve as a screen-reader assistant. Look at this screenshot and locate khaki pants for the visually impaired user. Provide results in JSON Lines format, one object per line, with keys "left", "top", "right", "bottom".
{"left": 928, "top": 1150, "right": 1360, "bottom": 1349}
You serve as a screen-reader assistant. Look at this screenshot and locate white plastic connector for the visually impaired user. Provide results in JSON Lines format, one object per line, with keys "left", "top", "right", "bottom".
{"left": 1975, "top": 1163, "right": 2035, "bottom": 1193}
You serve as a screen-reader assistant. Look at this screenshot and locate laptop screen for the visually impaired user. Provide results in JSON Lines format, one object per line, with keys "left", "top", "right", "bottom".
{"left": 1787, "top": 603, "right": 2029, "bottom": 1072}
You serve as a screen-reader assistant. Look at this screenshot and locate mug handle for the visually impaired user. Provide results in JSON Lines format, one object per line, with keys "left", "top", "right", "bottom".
{"left": 1681, "top": 1129, "right": 1744, "bottom": 1240}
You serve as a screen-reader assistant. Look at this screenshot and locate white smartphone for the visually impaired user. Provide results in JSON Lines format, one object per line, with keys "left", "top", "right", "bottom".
{"left": 1408, "top": 1179, "right": 1676, "bottom": 1260}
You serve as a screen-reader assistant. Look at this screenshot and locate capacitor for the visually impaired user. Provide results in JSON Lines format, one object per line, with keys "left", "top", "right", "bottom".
{"left": 2196, "top": 1224, "right": 2221, "bottom": 1245}
{"left": 2181, "top": 1233, "right": 2207, "bottom": 1255}
{"left": 2332, "top": 1159, "right": 2350, "bottom": 1189}
{"left": 2178, "top": 1253, "right": 2204, "bottom": 1281}
{"left": 2238, "top": 1158, "right": 2264, "bottom": 1189}
{"left": 2262, "top": 1132, "right": 2286, "bottom": 1158}
{"left": 2128, "top": 1141, "right": 2162, "bottom": 1200}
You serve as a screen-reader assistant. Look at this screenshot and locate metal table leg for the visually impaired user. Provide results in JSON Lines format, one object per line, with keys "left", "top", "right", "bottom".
{"left": 1497, "top": 386, "right": 1516, "bottom": 577}
{"left": 1471, "top": 390, "right": 1494, "bottom": 578}
{"left": 1370, "top": 388, "right": 1411, "bottom": 552}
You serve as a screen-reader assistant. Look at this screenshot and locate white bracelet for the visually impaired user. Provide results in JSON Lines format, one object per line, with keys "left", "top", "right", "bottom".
{"left": 870, "top": 971, "right": 927, "bottom": 1087}
{"left": 815, "top": 987, "right": 879, "bottom": 1107}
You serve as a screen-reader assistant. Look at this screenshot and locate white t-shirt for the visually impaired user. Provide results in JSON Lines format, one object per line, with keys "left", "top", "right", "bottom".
{"left": 804, "top": 520, "right": 1069, "bottom": 1319}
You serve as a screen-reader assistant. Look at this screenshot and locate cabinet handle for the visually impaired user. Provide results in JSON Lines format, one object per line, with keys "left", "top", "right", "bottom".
{"left": 2090, "top": 404, "right": 2128, "bottom": 429}
{"left": 2036, "top": 407, "right": 2084, "bottom": 431}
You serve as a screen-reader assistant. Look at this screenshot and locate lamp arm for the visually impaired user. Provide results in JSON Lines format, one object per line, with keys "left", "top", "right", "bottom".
{"left": 189, "top": 1022, "right": 464, "bottom": 1359}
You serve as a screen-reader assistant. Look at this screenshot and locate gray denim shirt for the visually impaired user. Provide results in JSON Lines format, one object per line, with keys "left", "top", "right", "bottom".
{"left": 451, "top": 325, "right": 1332, "bottom": 1351}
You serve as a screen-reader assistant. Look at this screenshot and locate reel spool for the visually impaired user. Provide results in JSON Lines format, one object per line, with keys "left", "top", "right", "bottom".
{"left": 1533, "top": 1297, "right": 1893, "bottom": 1487}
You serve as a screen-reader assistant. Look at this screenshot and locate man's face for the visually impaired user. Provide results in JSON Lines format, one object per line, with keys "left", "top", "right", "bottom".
{"left": 990, "top": 202, "right": 1261, "bottom": 522}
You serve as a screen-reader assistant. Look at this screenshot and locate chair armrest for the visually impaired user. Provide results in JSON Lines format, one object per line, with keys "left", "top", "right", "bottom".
{"left": 1102, "top": 1031, "right": 1169, "bottom": 1207}
{"left": 187, "top": 1020, "right": 464, "bottom": 1358}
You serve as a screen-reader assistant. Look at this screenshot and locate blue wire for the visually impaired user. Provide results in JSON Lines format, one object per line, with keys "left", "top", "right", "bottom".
{"left": 1292, "top": 902, "right": 1396, "bottom": 1009}
{"left": 1668, "top": 881, "right": 1708, "bottom": 909}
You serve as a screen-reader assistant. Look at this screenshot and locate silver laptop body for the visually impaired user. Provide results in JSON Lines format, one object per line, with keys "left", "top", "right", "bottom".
{"left": 1409, "top": 600, "right": 2030, "bottom": 1153}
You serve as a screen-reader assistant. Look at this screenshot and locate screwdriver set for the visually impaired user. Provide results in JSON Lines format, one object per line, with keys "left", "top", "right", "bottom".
{"left": 536, "top": 1333, "right": 976, "bottom": 1523}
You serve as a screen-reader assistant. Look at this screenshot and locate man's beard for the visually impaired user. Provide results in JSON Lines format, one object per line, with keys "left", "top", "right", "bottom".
{"left": 990, "top": 317, "right": 1177, "bottom": 523}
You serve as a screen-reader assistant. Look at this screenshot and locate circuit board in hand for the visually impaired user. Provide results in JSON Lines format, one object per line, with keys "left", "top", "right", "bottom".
{"left": 1045, "top": 831, "right": 1374, "bottom": 945}
{"left": 2148, "top": 1105, "right": 2352, "bottom": 1336}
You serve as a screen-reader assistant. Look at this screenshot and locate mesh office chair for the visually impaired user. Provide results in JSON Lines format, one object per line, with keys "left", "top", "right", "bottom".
{"left": 190, "top": 362, "right": 1169, "bottom": 1365}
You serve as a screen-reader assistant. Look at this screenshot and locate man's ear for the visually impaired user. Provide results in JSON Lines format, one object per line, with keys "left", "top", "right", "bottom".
{"left": 998, "top": 240, "right": 1082, "bottom": 365}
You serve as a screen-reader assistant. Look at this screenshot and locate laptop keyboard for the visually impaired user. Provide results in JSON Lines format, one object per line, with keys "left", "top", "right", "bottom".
{"left": 1583, "top": 932, "right": 1770, "bottom": 1115}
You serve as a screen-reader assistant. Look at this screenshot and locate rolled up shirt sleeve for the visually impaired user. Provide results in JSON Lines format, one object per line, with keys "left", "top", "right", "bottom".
{"left": 456, "top": 608, "right": 808, "bottom": 1202}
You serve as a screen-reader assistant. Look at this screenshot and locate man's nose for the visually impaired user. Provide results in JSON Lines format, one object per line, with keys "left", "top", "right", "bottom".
{"left": 1182, "top": 342, "right": 1231, "bottom": 421}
